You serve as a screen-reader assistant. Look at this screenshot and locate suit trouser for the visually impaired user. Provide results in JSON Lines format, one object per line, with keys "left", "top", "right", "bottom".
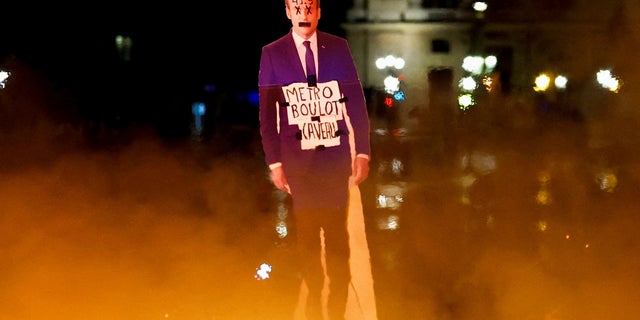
{"left": 294, "top": 206, "right": 350, "bottom": 320}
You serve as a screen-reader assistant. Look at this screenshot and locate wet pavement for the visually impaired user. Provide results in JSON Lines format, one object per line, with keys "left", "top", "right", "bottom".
{"left": 360, "top": 104, "right": 640, "bottom": 320}
{"left": 2, "top": 62, "right": 640, "bottom": 319}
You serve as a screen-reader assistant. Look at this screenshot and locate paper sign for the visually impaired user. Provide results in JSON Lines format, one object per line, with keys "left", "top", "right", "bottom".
{"left": 281, "top": 80, "right": 345, "bottom": 150}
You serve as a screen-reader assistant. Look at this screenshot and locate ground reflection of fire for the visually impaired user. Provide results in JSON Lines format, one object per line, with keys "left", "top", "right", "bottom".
{"left": 3, "top": 53, "right": 640, "bottom": 320}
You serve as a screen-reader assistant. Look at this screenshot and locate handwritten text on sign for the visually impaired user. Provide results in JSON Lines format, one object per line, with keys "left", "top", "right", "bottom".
{"left": 282, "top": 80, "right": 344, "bottom": 150}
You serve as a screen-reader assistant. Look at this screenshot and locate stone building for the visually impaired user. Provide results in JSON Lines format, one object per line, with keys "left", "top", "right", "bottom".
{"left": 341, "top": 0, "right": 629, "bottom": 131}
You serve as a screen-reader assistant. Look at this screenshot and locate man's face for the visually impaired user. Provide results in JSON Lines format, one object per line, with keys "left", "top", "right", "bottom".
{"left": 286, "top": 0, "right": 321, "bottom": 39}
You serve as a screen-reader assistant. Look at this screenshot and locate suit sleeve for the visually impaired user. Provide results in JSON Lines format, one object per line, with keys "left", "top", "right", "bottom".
{"left": 258, "top": 46, "right": 283, "bottom": 167}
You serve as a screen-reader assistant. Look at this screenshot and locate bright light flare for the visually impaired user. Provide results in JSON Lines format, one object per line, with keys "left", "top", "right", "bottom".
{"left": 484, "top": 55, "right": 497, "bottom": 71}
{"left": 473, "top": 2, "right": 488, "bottom": 12}
{"left": 459, "top": 76, "right": 477, "bottom": 91}
{"left": 461, "top": 55, "right": 496, "bottom": 75}
{"left": 462, "top": 56, "right": 485, "bottom": 75}
{"left": 0, "top": 70, "right": 10, "bottom": 88}
{"left": 376, "top": 55, "right": 405, "bottom": 70}
{"left": 384, "top": 75, "right": 400, "bottom": 93}
{"left": 554, "top": 75, "right": 568, "bottom": 90}
{"left": 458, "top": 93, "right": 475, "bottom": 110}
{"left": 534, "top": 73, "right": 551, "bottom": 92}
{"left": 255, "top": 263, "right": 273, "bottom": 280}
{"left": 596, "top": 69, "right": 622, "bottom": 92}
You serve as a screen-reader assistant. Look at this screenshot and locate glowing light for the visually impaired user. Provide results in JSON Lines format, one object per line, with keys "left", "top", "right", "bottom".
{"left": 462, "top": 55, "right": 496, "bottom": 75}
{"left": 376, "top": 55, "right": 405, "bottom": 70}
{"left": 462, "top": 56, "right": 485, "bottom": 75}
{"left": 534, "top": 73, "right": 551, "bottom": 92}
{"left": 596, "top": 169, "right": 618, "bottom": 192}
{"left": 0, "top": 70, "right": 10, "bottom": 88}
{"left": 459, "top": 173, "right": 477, "bottom": 189}
{"left": 596, "top": 69, "right": 622, "bottom": 92}
{"left": 459, "top": 173, "right": 476, "bottom": 205}
{"left": 114, "top": 35, "right": 132, "bottom": 61}
{"left": 484, "top": 55, "right": 497, "bottom": 71}
{"left": 393, "top": 57, "right": 405, "bottom": 69}
{"left": 536, "top": 170, "right": 551, "bottom": 205}
{"left": 377, "top": 214, "right": 399, "bottom": 230}
{"left": 377, "top": 194, "right": 387, "bottom": 208}
{"left": 376, "top": 193, "right": 405, "bottom": 210}
{"left": 554, "top": 75, "right": 568, "bottom": 90}
{"left": 255, "top": 263, "right": 273, "bottom": 280}
{"left": 459, "top": 76, "right": 477, "bottom": 91}
{"left": 247, "top": 90, "right": 260, "bottom": 106}
{"left": 192, "top": 102, "right": 206, "bottom": 116}
{"left": 277, "top": 202, "right": 288, "bottom": 220}
{"left": 191, "top": 102, "right": 207, "bottom": 136}
{"left": 473, "top": 2, "right": 488, "bottom": 12}
{"left": 384, "top": 75, "right": 400, "bottom": 93}
{"left": 376, "top": 183, "right": 406, "bottom": 210}
{"left": 536, "top": 189, "right": 551, "bottom": 205}
{"left": 537, "top": 220, "right": 548, "bottom": 231}
{"left": 275, "top": 221, "right": 288, "bottom": 238}
{"left": 391, "top": 158, "right": 404, "bottom": 176}
{"left": 384, "top": 96, "right": 394, "bottom": 108}
{"left": 393, "top": 90, "right": 405, "bottom": 101}
{"left": 392, "top": 128, "right": 408, "bottom": 137}
{"left": 537, "top": 170, "right": 551, "bottom": 184}
{"left": 458, "top": 93, "right": 475, "bottom": 110}
{"left": 374, "top": 128, "right": 390, "bottom": 136}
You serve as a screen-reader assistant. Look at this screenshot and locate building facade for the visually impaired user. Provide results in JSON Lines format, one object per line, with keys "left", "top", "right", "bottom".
{"left": 342, "top": 0, "right": 627, "bottom": 130}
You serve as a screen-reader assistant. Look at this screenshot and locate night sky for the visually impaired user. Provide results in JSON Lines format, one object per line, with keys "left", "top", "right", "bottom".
{"left": 3, "top": 1, "right": 352, "bottom": 89}
{"left": 2, "top": 1, "right": 353, "bottom": 135}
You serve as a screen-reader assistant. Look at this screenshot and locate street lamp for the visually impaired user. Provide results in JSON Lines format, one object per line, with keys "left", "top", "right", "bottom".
{"left": 533, "top": 72, "right": 569, "bottom": 92}
{"left": 375, "top": 54, "right": 406, "bottom": 104}
{"left": 376, "top": 54, "right": 405, "bottom": 93}
{"left": 375, "top": 54, "right": 405, "bottom": 71}
{"left": 458, "top": 54, "right": 498, "bottom": 110}
{"left": 472, "top": 2, "right": 488, "bottom": 19}
{"left": 596, "top": 69, "right": 621, "bottom": 93}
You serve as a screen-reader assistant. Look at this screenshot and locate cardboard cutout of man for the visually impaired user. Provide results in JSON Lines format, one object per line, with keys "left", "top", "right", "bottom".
{"left": 258, "top": 0, "right": 371, "bottom": 319}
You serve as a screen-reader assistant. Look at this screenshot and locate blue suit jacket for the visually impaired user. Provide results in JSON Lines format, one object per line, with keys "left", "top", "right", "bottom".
{"left": 258, "top": 30, "right": 370, "bottom": 208}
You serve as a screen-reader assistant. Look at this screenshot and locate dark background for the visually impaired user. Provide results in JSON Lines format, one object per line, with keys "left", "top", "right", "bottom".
{"left": 1, "top": 1, "right": 353, "bottom": 139}
{"left": 3, "top": 1, "right": 352, "bottom": 89}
